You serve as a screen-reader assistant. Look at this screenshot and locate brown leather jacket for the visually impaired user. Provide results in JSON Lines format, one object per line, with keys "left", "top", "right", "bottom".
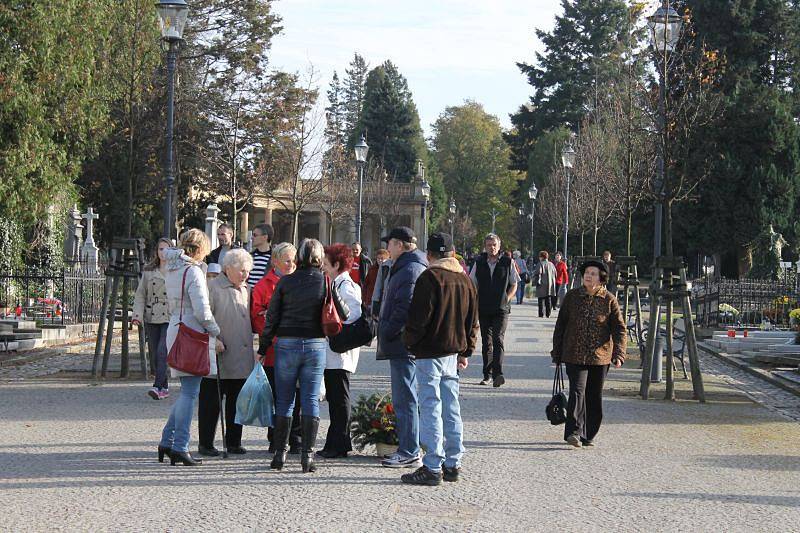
{"left": 551, "top": 285, "right": 626, "bottom": 366}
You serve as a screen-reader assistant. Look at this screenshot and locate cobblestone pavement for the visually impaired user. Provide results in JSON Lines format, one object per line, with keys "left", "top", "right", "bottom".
{"left": 1, "top": 302, "right": 799, "bottom": 532}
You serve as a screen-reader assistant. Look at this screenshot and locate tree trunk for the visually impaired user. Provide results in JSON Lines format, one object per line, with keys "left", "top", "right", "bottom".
{"left": 292, "top": 211, "right": 300, "bottom": 245}
{"left": 665, "top": 198, "right": 674, "bottom": 257}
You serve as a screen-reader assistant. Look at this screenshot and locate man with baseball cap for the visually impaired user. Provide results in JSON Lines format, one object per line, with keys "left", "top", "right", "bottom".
{"left": 376, "top": 226, "right": 428, "bottom": 468}
{"left": 400, "top": 232, "right": 478, "bottom": 485}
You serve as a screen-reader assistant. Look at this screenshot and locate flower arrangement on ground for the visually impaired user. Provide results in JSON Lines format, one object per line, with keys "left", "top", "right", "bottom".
{"left": 350, "top": 393, "right": 398, "bottom": 452}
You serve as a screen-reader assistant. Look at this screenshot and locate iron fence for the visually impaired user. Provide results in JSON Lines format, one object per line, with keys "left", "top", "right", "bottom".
{"left": 0, "top": 262, "right": 108, "bottom": 326}
{"left": 692, "top": 275, "right": 800, "bottom": 328}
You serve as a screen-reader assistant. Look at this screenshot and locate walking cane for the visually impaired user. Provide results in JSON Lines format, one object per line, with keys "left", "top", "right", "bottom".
{"left": 214, "top": 349, "right": 228, "bottom": 459}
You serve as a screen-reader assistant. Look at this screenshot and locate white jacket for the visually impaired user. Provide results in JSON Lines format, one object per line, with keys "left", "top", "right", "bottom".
{"left": 164, "top": 248, "right": 220, "bottom": 378}
{"left": 326, "top": 271, "right": 362, "bottom": 373}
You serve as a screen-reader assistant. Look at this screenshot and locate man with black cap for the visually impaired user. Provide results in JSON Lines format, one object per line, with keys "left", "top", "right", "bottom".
{"left": 469, "top": 233, "right": 519, "bottom": 387}
{"left": 376, "top": 226, "right": 428, "bottom": 468}
{"left": 400, "top": 232, "right": 478, "bottom": 485}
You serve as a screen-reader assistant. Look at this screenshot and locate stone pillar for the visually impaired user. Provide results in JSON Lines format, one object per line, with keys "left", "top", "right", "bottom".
{"left": 239, "top": 212, "right": 249, "bottom": 245}
{"left": 318, "top": 211, "right": 329, "bottom": 244}
{"left": 263, "top": 208, "right": 273, "bottom": 226}
{"left": 205, "top": 204, "right": 221, "bottom": 250}
{"left": 64, "top": 205, "right": 83, "bottom": 263}
{"left": 81, "top": 207, "right": 100, "bottom": 272}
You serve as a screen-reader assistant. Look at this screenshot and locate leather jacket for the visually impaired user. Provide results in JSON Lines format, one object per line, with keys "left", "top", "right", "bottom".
{"left": 259, "top": 267, "right": 326, "bottom": 353}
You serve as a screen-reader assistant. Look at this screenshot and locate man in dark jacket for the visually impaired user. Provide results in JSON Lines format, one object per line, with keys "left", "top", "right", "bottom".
{"left": 469, "top": 233, "right": 519, "bottom": 387}
{"left": 401, "top": 232, "right": 477, "bottom": 486}
{"left": 205, "top": 223, "right": 235, "bottom": 266}
{"left": 350, "top": 242, "right": 373, "bottom": 287}
{"left": 376, "top": 227, "right": 428, "bottom": 469}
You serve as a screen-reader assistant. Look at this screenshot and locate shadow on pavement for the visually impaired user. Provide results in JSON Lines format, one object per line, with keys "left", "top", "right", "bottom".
{"left": 615, "top": 491, "right": 800, "bottom": 508}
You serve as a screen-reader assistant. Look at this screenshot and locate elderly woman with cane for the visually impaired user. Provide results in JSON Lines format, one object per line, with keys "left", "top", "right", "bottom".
{"left": 197, "top": 248, "right": 254, "bottom": 457}
{"left": 551, "top": 260, "right": 626, "bottom": 448}
{"left": 158, "top": 229, "right": 221, "bottom": 466}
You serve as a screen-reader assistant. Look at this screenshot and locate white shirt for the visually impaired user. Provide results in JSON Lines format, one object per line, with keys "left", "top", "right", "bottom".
{"left": 325, "top": 271, "right": 362, "bottom": 373}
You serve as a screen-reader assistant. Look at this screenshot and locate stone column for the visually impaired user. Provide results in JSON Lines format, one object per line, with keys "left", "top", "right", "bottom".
{"left": 318, "top": 211, "right": 329, "bottom": 244}
{"left": 81, "top": 207, "right": 100, "bottom": 272}
{"left": 239, "top": 212, "right": 249, "bottom": 245}
{"left": 263, "top": 208, "right": 273, "bottom": 226}
{"left": 205, "top": 204, "right": 221, "bottom": 250}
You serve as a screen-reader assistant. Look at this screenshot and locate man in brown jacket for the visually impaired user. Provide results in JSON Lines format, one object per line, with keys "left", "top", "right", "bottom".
{"left": 401, "top": 232, "right": 478, "bottom": 486}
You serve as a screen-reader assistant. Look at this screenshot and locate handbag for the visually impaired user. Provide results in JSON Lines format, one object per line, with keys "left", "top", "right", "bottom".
{"left": 321, "top": 273, "right": 343, "bottom": 337}
{"left": 329, "top": 307, "right": 375, "bottom": 353}
{"left": 545, "top": 363, "right": 568, "bottom": 425}
{"left": 166, "top": 266, "right": 211, "bottom": 376}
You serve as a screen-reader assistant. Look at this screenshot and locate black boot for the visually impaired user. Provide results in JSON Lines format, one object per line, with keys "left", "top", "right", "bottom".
{"left": 170, "top": 451, "right": 202, "bottom": 466}
{"left": 301, "top": 415, "right": 320, "bottom": 473}
{"left": 270, "top": 415, "right": 292, "bottom": 471}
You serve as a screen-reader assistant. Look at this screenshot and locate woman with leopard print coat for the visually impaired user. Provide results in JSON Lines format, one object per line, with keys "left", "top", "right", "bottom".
{"left": 551, "top": 260, "right": 626, "bottom": 448}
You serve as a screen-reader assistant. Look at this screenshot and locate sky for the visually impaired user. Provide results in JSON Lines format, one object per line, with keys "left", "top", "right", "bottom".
{"left": 267, "top": 0, "right": 562, "bottom": 138}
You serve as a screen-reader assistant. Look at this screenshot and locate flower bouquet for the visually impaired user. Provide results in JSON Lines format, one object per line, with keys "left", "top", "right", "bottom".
{"left": 350, "top": 393, "right": 398, "bottom": 456}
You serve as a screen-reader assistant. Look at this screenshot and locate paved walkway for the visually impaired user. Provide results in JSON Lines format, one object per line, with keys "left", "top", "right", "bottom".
{"left": 1, "top": 302, "right": 799, "bottom": 531}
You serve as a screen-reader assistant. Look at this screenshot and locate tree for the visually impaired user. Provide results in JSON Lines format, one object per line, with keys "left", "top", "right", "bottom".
{"left": 357, "top": 61, "right": 425, "bottom": 181}
{"left": 506, "top": 0, "right": 629, "bottom": 169}
{"left": 0, "top": 1, "right": 115, "bottom": 234}
{"left": 342, "top": 53, "right": 369, "bottom": 145}
{"left": 432, "top": 101, "right": 522, "bottom": 239}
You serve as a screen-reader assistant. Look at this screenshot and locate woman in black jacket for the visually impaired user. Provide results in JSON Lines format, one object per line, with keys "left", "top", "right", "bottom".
{"left": 260, "top": 238, "right": 327, "bottom": 473}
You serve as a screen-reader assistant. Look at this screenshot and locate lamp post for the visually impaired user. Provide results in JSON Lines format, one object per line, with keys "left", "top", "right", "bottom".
{"left": 560, "top": 142, "right": 576, "bottom": 260}
{"left": 528, "top": 183, "right": 538, "bottom": 257}
{"left": 648, "top": 2, "right": 681, "bottom": 261}
{"left": 448, "top": 198, "right": 456, "bottom": 240}
{"left": 420, "top": 162, "right": 431, "bottom": 247}
{"left": 155, "top": 0, "right": 189, "bottom": 240}
{"left": 354, "top": 134, "right": 369, "bottom": 242}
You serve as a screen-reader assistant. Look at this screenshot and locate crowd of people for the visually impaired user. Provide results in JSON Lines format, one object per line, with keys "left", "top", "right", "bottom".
{"left": 139, "top": 222, "right": 626, "bottom": 485}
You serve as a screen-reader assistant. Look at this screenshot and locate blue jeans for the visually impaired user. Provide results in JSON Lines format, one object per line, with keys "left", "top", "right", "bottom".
{"left": 159, "top": 376, "right": 202, "bottom": 453}
{"left": 274, "top": 337, "right": 326, "bottom": 418}
{"left": 416, "top": 355, "right": 465, "bottom": 472}
{"left": 390, "top": 357, "right": 420, "bottom": 458}
{"left": 516, "top": 283, "right": 526, "bottom": 304}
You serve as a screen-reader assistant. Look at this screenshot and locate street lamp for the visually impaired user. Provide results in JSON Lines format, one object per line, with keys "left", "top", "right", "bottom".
{"left": 155, "top": 0, "right": 189, "bottom": 240}
{"left": 528, "top": 183, "right": 538, "bottom": 258}
{"left": 354, "top": 134, "right": 369, "bottom": 242}
{"left": 420, "top": 164, "right": 431, "bottom": 247}
{"left": 560, "top": 141, "right": 576, "bottom": 260}
{"left": 648, "top": 2, "right": 682, "bottom": 261}
{"left": 448, "top": 198, "right": 456, "bottom": 241}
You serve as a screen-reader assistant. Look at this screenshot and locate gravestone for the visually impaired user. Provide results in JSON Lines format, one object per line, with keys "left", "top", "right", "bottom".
{"left": 64, "top": 205, "right": 83, "bottom": 263}
{"left": 81, "top": 207, "right": 100, "bottom": 272}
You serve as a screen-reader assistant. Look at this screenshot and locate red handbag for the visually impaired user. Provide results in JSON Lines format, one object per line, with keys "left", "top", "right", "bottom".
{"left": 321, "top": 274, "right": 343, "bottom": 337}
{"left": 166, "top": 266, "right": 211, "bottom": 376}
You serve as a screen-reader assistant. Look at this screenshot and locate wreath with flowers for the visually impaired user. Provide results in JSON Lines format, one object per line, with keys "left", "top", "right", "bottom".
{"left": 350, "top": 393, "right": 398, "bottom": 449}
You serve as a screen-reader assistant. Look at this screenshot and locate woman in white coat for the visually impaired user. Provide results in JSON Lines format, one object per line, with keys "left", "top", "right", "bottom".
{"left": 317, "top": 243, "right": 362, "bottom": 458}
{"left": 158, "top": 229, "right": 222, "bottom": 467}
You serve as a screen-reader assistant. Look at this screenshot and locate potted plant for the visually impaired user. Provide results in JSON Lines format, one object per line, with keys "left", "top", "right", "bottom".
{"left": 350, "top": 393, "right": 399, "bottom": 457}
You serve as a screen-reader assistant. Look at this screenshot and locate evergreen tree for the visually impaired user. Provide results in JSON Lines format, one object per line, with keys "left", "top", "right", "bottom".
{"left": 506, "top": 0, "right": 629, "bottom": 169}
{"left": 357, "top": 61, "right": 424, "bottom": 181}
{"left": 343, "top": 53, "right": 369, "bottom": 145}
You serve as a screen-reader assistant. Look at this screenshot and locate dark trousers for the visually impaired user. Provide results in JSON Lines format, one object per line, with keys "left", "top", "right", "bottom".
{"left": 564, "top": 363, "right": 609, "bottom": 443}
{"left": 322, "top": 369, "right": 353, "bottom": 453}
{"left": 264, "top": 366, "right": 302, "bottom": 450}
{"left": 538, "top": 297, "right": 552, "bottom": 318}
{"left": 198, "top": 377, "right": 246, "bottom": 448}
{"left": 552, "top": 284, "right": 563, "bottom": 310}
{"left": 479, "top": 311, "right": 509, "bottom": 379}
{"left": 145, "top": 323, "right": 169, "bottom": 390}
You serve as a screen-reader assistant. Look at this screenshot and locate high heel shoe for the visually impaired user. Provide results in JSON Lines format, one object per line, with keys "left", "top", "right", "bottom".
{"left": 158, "top": 445, "right": 172, "bottom": 463}
{"left": 170, "top": 450, "right": 203, "bottom": 466}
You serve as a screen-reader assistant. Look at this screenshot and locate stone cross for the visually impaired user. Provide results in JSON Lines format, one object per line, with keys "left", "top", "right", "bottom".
{"left": 81, "top": 207, "right": 100, "bottom": 271}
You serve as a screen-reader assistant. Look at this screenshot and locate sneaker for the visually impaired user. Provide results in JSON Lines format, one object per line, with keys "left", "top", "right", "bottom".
{"left": 147, "top": 387, "right": 160, "bottom": 400}
{"left": 157, "top": 388, "right": 170, "bottom": 400}
{"left": 381, "top": 453, "right": 422, "bottom": 468}
{"left": 198, "top": 445, "right": 220, "bottom": 457}
{"left": 493, "top": 375, "right": 505, "bottom": 388}
{"left": 401, "top": 466, "right": 442, "bottom": 486}
{"left": 479, "top": 378, "right": 491, "bottom": 386}
{"left": 566, "top": 434, "right": 582, "bottom": 448}
{"left": 580, "top": 439, "right": 595, "bottom": 447}
{"left": 442, "top": 466, "right": 461, "bottom": 482}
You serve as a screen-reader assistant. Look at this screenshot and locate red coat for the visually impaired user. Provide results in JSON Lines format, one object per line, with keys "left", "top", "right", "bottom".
{"left": 251, "top": 269, "right": 280, "bottom": 366}
{"left": 555, "top": 260, "right": 569, "bottom": 285}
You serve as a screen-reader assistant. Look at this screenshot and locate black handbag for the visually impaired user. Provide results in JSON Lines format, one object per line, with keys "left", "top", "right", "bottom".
{"left": 545, "top": 364, "right": 568, "bottom": 425}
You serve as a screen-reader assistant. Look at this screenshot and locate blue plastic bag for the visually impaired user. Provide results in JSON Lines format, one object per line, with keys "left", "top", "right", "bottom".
{"left": 235, "top": 363, "right": 274, "bottom": 427}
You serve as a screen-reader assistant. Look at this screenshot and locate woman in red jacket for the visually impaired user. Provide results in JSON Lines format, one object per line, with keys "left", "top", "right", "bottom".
{"left": 250, "top": 242, "right": 302, "bottom": 453}
{"left": 553, "top": 251, "right": 569, "bottom": 310}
